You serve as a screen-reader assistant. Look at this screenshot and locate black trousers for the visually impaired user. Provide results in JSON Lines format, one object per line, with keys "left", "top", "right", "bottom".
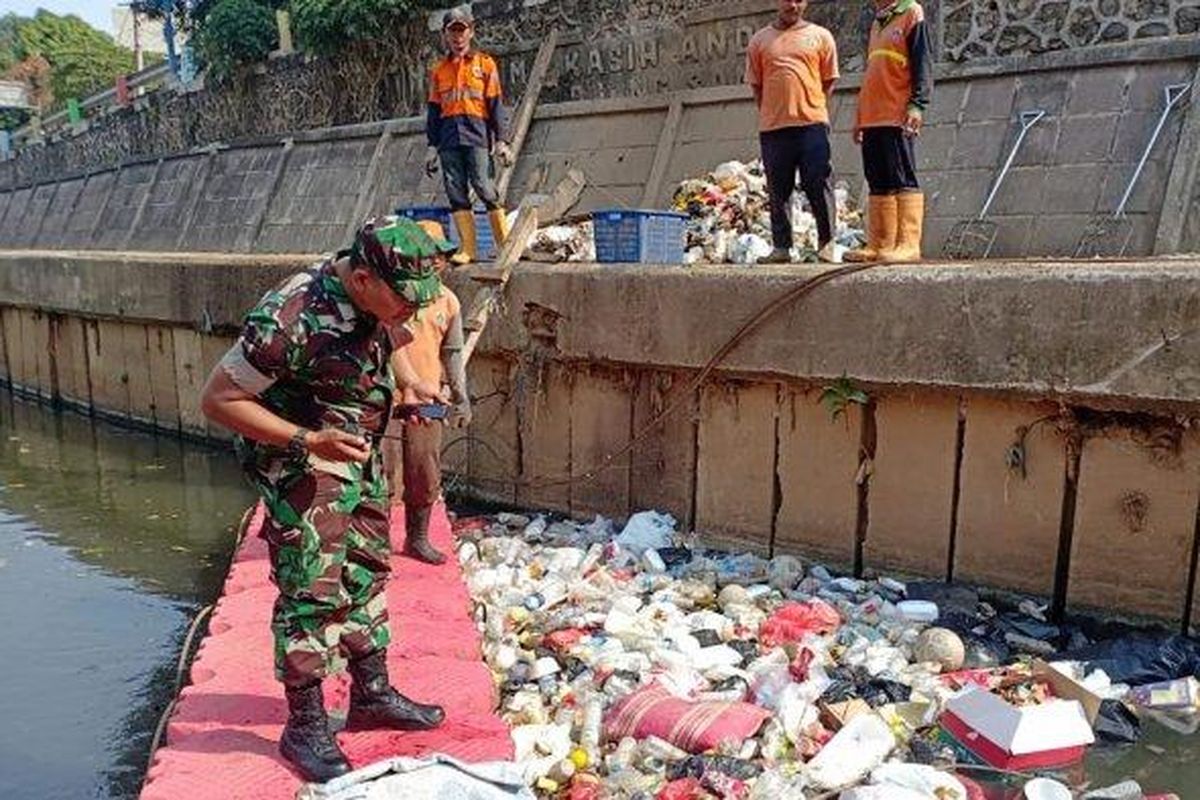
{"left": 759, "top": 124, "right": 837, "bottom": 249}
{"left": 861, "top": 127, "right": 920, "bottom": 194}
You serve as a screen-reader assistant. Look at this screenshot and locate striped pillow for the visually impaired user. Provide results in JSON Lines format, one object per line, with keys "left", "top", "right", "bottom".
{"left": 603, "top": 683, "right": 771, "bottom": 754}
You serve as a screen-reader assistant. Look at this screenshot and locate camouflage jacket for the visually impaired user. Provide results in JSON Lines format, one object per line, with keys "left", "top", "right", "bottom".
{"left": 228, "top": 259, "right": 410, "bottom": 484}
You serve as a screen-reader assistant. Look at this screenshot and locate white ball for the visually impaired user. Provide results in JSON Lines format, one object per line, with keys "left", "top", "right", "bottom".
{"left": 914, "top": 627, "right": 966, "bottom": 672}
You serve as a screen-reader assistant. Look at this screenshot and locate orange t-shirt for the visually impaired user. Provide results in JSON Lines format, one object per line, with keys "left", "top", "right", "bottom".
{"left": 744, "top": 22, "right": 840, "bottom": 132}
{"left": 857, "top": 3, "right": 925, "bottom": 128}
{"left": 397, "top": 287, "right": 460, "bottom": 394}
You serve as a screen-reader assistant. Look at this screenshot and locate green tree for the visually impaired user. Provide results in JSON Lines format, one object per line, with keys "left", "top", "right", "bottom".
{"left": 16, "top": 10, "right": 135, "bottom": 104}
{"left": 195, "top": 0, "right": 278, "bottom": 78}
{"left": 0, "top": 14, "right": 22, "bottom": 74}
{"left": 289, "top": 0, "right": 417, "bottom": 55}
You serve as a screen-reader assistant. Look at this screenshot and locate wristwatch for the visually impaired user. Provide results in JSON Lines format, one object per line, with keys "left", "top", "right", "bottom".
{"left": 287, "top": 428, "right": 310, "bottom": 458}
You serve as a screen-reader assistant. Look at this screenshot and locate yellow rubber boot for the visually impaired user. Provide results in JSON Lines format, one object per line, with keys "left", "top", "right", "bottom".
{"left": 451, "top": 210, "right": 477, "bottom": 264}
{"left": 883, "top": 192, "right": 925, "bottom": 263}
{"left": 845, "top": 194, "right": 898, "bottom": 263}
{"left": 487, "top": 207, "right": 510, "bottom": 250}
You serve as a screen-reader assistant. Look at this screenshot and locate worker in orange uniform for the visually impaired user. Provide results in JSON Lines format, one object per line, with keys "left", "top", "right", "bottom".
{"left": 425, "top": 7, "right": 511, "bottom": 264}
{"left": 385, "top": 220, "right": 471, "bottom": 565}
{"left": 745, "top": 0, "right": 841, "bottom": 264}
{"left": 845, "top": 0, "right": 933, "bottom": 263}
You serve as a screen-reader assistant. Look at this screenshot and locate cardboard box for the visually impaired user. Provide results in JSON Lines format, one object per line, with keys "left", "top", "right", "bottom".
{"left": 1032, "top": 659, "right": 1106, "bottom": 727}
{"left": 817, "top": 698, "right": 872, "bottom": 731}
{"left": 939, "top": 687, "right": 1095, "bottom": 770}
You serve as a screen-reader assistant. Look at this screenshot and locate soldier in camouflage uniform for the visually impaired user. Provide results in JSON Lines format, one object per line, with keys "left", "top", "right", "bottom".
{"left": 200, "top": 217, "right": 455, "bottom": 783}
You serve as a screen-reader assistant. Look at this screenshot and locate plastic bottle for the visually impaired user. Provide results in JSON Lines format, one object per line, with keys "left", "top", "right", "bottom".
{"left": 642, "top": 548, "right": 667, "bottom": 573}
{"left": 524, "top": 515, "right": 549, "bottom": 540}
{"left": 578, "top": 693, "right": 604, "bottom": 767}
{"left": 606, "top": 736, "right": 638, "bottom": 774}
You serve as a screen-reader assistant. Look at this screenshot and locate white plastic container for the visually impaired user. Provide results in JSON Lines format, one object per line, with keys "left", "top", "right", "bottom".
{"left": 896, "top": 600, "right": 939, "bottom": 623}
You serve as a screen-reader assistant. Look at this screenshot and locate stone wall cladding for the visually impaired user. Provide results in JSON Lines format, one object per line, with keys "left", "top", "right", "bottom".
{"left": 3, "top": 0, "right": 1193, "bottom": 189}
{"left": 944, "top": 0, "right": 1200, "bottom": 61}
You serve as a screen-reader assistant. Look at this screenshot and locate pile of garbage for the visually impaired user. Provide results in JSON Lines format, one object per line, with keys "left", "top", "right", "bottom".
{"left": 671, "top": 160, "right": 864, "bottom": 265}
{"left": 455, "top": 509, "right": 1193, "bottom": 800}
{"left": 528, "top": 221, "right": 597, "bottom": 263}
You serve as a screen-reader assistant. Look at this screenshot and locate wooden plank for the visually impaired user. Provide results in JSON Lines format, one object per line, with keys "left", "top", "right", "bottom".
{"left": 123, "top": 323, "right": 156, "bottom": 424}
{"left": 462, "top": 204, "right": 538, "bottom": 362}
{"left": 631, "top": 369, "right": 698, "bottom": 530}
{"left": 55, "top": 315, "right": 92, "bottom": 409}
{"left": 864, "top": 391, "right": 961, "bottom": 579}
{"left": 955, "top": 397, "right": 1066, "bottom": 596}
{"left": 3, "top": 308, "right": 26, "bottom": 389}
{"left": 466, "top": 354, "right": 518, "bottom": 504}
{"left": 775, "top": 387, "right": 861, "bottom": 571}
{"left": 173, "top": 328, "right": 208, "bottom": 437}
{"left": 569, "top": 366, "right": 633, "bottom": 519}
{"left": 497, "top": 29, "right": 559, "bottom": 202}
{"left": 27, "top": 310, "right": 51, "bottom": 400}
{"left": 146, "top": 325, "right": 180, "bottom": 431}
{"left": 86, "top": 319, "right": 132, "bottom": 417}
{"left": 641, "top": 99, "right": 685, "bottom": 207}
{"left": 1069, "top": 425, "right": 1200, "bottom": 621}
{"left": 695, "top": 380, "right": 777, "bottom": 555}
{"left": 0, "top": 306, "right": 11, "bottom": 385}
{"left": 516, "top": 362, "right": 572, "bottom": 514}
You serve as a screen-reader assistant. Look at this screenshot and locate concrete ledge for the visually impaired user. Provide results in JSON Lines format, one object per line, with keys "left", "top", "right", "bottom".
{"left": 448, "top": 259, "right": 1200, "bottom": 409}
{"left": 0, "top": 250, "right": 309, "bottom": 330}
{"left": 3, "top": 250, "right": 1200, "bottom": 409}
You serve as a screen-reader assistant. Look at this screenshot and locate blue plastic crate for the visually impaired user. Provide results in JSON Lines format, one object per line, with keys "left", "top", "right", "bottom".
{"left": 394, "top": 205, "right": 497, "bottom": 260}
{"left": 395, "top": 205, "right": 453, "bottom": 237}
{"left": 593, "top": 209, "right": 688, "bottom": 264}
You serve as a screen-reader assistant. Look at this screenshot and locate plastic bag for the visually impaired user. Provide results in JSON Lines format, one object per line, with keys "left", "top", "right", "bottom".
{"left": 869, "top": 763, "right": 968, "bottom": 799}
{"left": 805, "top": 713, "right": 895, "bottom": 789}
{"left": 1093, "top": 699, "right": 1141, "bottom": 744}
{"left": 615, "top": 511, "right": 676, "bottom": 556}
{"left": 760, "top": 601, "right": 841, "bottom": 648}
{"left": 1063, "top": 634, "right": 1200, "bottom": 685}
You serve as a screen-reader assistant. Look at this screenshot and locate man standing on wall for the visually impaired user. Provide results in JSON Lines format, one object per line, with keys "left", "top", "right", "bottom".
{"left": 425, "top": 7, "right": 512, "bottom": 264}
{"left": 384, "top": 220, "right": 471, "bottom": 566}
{"left": 845, "top": 0, "right": 932, "bottom": 263}
{"left": 199, "top": 217, "right": 453, "bottom": 782}
{"left": 745, "top": 0, "right": 841, "bottom": 264}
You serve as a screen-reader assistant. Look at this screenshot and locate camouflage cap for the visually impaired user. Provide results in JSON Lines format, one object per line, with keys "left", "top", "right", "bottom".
{"left": 350, "top": 216, "right": 454, "bottom": 306}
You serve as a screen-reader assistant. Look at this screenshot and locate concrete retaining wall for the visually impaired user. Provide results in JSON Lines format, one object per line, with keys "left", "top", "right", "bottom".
{"left": 1, "top": 250, "right": 1199, "bottom": 628}
{"left": 2, "top": 39, "right": 1200, "bottom": 259}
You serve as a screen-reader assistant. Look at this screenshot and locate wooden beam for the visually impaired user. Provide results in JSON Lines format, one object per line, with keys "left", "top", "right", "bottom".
{"left": 462, "top": 203, "right": 539, "bottom": 365}
{"left": 641, "top": 99, "right": 684, "bottom": 207}
{"left": 496, "top": 29, "right": 559, "bottom": 203}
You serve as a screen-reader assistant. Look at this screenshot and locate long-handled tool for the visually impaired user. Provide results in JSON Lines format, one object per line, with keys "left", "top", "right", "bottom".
{"left": 942, "top": 109, "right": 1045, "bottom": 260}
{"left": 1074, "top": 82, "right": 1192, "bottom": 258}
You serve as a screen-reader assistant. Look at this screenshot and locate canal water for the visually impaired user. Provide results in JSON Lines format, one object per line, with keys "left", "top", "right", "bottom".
{"left": 0, "top": 395, "right": 253, "bottom": 799}
{"left": 0, "top": 393, "right": 1198, "bottom": 797}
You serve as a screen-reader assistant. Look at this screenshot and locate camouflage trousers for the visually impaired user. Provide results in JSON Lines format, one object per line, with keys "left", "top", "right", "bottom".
{"left": 249, "top": 458, "right": 392, "bottom": 687}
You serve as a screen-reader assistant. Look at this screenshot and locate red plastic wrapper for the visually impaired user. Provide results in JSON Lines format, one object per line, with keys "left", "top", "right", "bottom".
{"left": 759, "top": 600, "right": 840, "bottom": 648}
{"left": 789, "top": 647, "right": 815, "bottom": 681}
{"left": 656, "top": 777, "right": 706, "bottom": 800}
{"left": 544, "top": 628, "right": 587, "bottom": 653}
{"left": 567, "top": 773, "right": 602, "bottom": 800}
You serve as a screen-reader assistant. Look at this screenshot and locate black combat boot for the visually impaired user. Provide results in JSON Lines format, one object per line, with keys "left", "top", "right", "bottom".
{"left": 279, "top": 681, "right": 352, "bottom": 783}
{"left": 345, "top": 649, "right": 446, "bottom": 731}
{"left": 403, "top": 504, "right": 446, "bottom": 565}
